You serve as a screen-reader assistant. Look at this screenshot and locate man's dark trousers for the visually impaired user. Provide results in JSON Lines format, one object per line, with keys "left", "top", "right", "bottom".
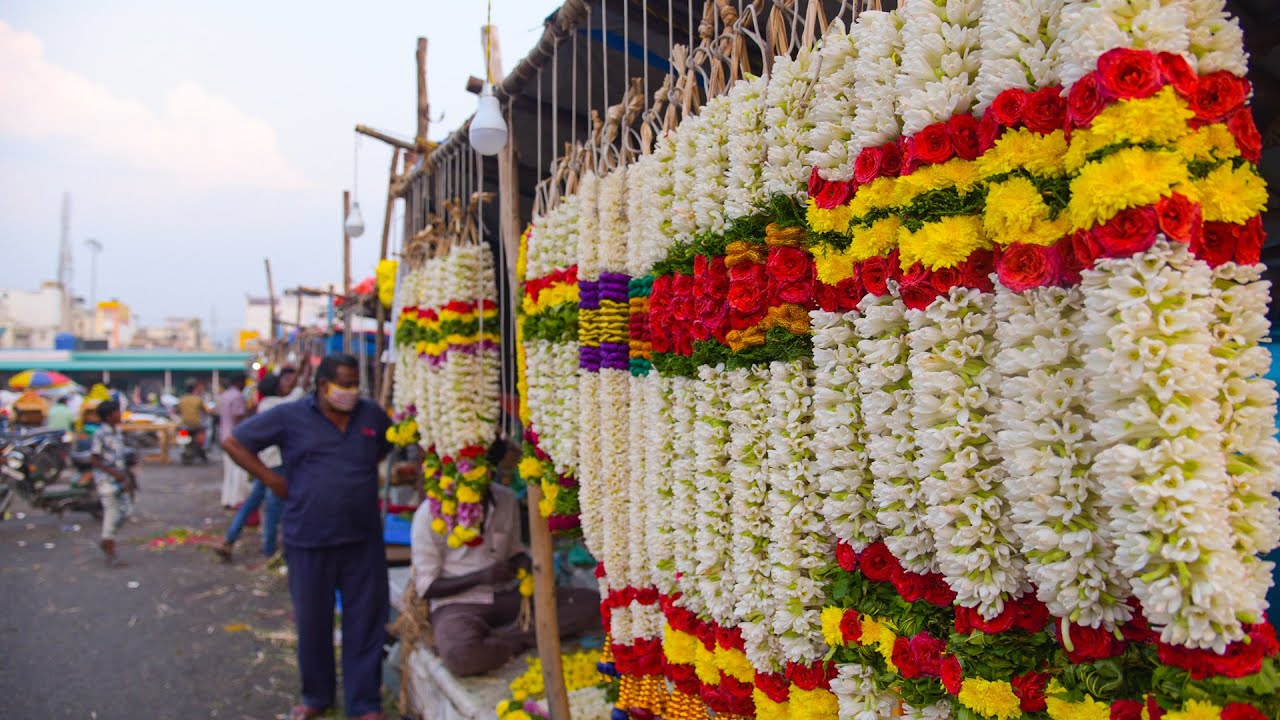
{"left": 286, "top": 539, "right": 389, "bottom": 715}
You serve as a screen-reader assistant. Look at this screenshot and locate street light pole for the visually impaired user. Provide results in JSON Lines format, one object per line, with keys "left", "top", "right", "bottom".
{"left": 85, "top": 238, "right": 103, "bottom": 309}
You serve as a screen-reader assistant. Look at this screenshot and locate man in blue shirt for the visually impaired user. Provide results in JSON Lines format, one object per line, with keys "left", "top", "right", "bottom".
{"left": 223, "top": 354, "right": 391, "bottom": 720}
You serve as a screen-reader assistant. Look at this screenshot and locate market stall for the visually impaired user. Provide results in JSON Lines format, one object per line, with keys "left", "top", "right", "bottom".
{"left": 386, "top": 0, "right": 1280, "bottom": 718}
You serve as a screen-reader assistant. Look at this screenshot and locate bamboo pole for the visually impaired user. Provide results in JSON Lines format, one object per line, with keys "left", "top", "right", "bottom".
{"left": 343, "top": 191, "right": 352, "bottom": 355}
{"left": 416, "top": 37, "right": 430, "bottom": 151}
{"left": 265, "top": 258, "right": 278, "bottom": 343}
{"left": 355, "top": 124, "right": 420, "bottom": 152}
{"left": 373, "top": 149, "right": 401, "bottom": 403}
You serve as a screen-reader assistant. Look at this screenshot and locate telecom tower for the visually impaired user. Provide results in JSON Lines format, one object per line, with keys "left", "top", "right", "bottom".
{"left": 57, "top": 192, "right": 74, "bottom": 333}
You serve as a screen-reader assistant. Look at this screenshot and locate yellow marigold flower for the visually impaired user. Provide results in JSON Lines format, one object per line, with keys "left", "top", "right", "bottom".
{"left": 1089, "top": 87, "right": 1193, "bottom": 147}
{"left": 894, "top": 158, "right": 981, "bottom": 207}
{"left": 462, "top": 465, "right": 488, "bottom": 482}
{"left": 898, "top": 216, "right": 989, "bottom": 271}
{"left": 1164, "top": 700, "right": 1225, "bottom": 720}
{"left": 714, "top": 646, "right": 755, "bottom": 683}
{"left": 847, "top": 176, "right": 898, "bottom": 218}
{"left": 848, "top": 217, "right": 902, "bottom": 261}
{"left": 694, "top": 642, "right": 720, "bottom": 685}
{"left": 456, "top": 485, "right": 481, "bottom": 504}
{"left": 1068, "top": 148, "right": 1188, "bottom": 230}
{"left": 662, "top": 625, "right": 698, "bottom": 665}
{"left": 1196, "top": 163, "right": 1268, "bottom": 224}
{"left": 537, "top": 481, "right": 559, "bottom": 518}
{"left": 517, "top": 568, "right": 535, "bottom": 597}
{"left": 752, "top": 690, "right": 790, "bottom": 720}
{"left": 1175, "top": 123, "right": 1239, "bottom": 165}
{"left": 814, "top": 246, "right": 857, "bottom": 286}
{"left": 860, "top": 616, "right": 898, "bottom": 670}
{"left": 977, "top": 128, "right": 1069, "bottom": 178}
{"left": 440, "top": 476, "right": 454, "bottom": 490}
{"left": 959, "top": 678, "right": 1024, "bottom": 720}
{"left": 821, "top": 606, "right": 845, "bottom": 648}
{"left": 788, "top": 688, "right": 840, "bottom": 720}
{"left": 1045, "top": 694, "right": 1113, "bottom": 720}
{"left": 430, "top": 518, "right": 446, "bottom": 535}
{"left": 984, "top": 177, "right": 1069, "bottom": 247}
{"left": 446, "top": 534, "right": 463, "bottom": 549}
{"left": 806, "top": 200, "right": 855, "bottom": 235}
{"left": 441, "top": 499, "right": 457, "bottom": 516}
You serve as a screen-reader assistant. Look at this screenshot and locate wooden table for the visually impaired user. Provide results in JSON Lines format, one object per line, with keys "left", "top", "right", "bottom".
{"left": 119, "top": 420, "right": 176, "bottom": 464}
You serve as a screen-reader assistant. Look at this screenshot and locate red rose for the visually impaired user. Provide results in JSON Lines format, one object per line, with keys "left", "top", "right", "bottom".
{"left": 835, "top": 275, "right": 865, "bottom": 312}
{"left": 1194, "top": 220, "right": 1240, "bottom": 268}
{"left": 891, "top": 569, "right": 929, "bottom": 603}
{"left": 835, "top": 541, "right": 858, "bottom": 571}
{"left": 1097, "top": 48, "right": 1162, "bottom": 100}
{"left": 807, "top": 166, "right": 827, "bottom": 200}
{"left": 1068, "top": 229, "right": 1101, "bottom": 271}
{"left": 1227, "top": 108, "right": 1262, "bottom": 163}
{"left": 892, "top": 636, "right": 922, "bottom": 678}
{"left": 1191, "top": 71, "right": 1250, "bottom": 122}
{"left": 854, "top": 146, "right": 885, "bottom": 184}
{"left": 1092, "top": 206, "right": 1159, "bottom": 259}
{"left": 900, "top": 136, "right": 920, "bottom": 176}
{"left": 857, "top": 541, "right": 903, "bottom": 584}
{"left": 1011, "top": 672, "right": 1050, "bottom": 712}
{"left": 914, "top": 122, "right": 954, "bottom": 165}
{"left": 1236, "top": 215, "right": 1265, "bottom": 266}
{"left": 754, "top": 671, "right": 790, "bottom": 704}
{"left": 1249, "top": 621, "right": 1279, "bottom": 656}
{"left": 1063, "top": 622, "right": 1125, "bottom": 663}
{"left": 990, "top": 88, "right": 1028, "bottom": 127}
{"left": 1148, "top": 696, "right": 1166, "bottom": 720}
{"left": 727, "top": 264, "right": 767, "bottom": 314}
{"left": 900, "top": 277, "right": 940, "bottom": 311}
{"left": 1156, "top": 52, "right": 1197, "bottom": 97}
{"left": 1024, "top": 86, "right": 1068, "bottom": 135}
{"left": 1155, "top": 193, "right": 1201, "bottom": 245}
{"left": 815, "top": 282, "right": 842, "bottom": 313}
{"left": 949, "top": 113, "right": 982, "bottom": 160}
{"left": 840, "top": 609, "right": 862, "bottom": 645}
{"left": 958, "top": 249, "right": 996, "bottom": 293}
{"left": 909, "top": 633, "right": 947, "bottom": 676}
{"left": 922, "top": 573, "right": 957, "bottom": 607}
{"left": 1119, "top": 601, "right": 1157, "bottom": 645}
{"left": 940, "top": 655, "right": 963, "bottom": 695}
{"left": 859, "top": 256, "right": 892, "bottom": 297}
{"left": 785, "top": 661, "right": 832, "bottom": 691}
{"left": 1068, "top": 72, "right": 1105, "bottom": 128}
{"left": 1221, "top": 704, "right": 1268, "bottom": 720}
{"left": 979, "top": 110, "right": 1003, "bottom": 153}
{"left": 1110, "top": 699, "right": 1144, "bottom": 720}
{"left": 880, "top": 141, "right": 903, "bottom": 177}
{"left": 931, "top": 264, "right": 963, "bottom": 294}
{"left": 777, "top": 278, "right": 816, "bottom": 307}
{"left": 768, "top": 246, "right": 813, "bottom": 284}
{"left": 996, "top": 243, "right": 1064, "bottom": 292}
{"left": 814, "top": 177, "right": 854, "bottom": 209}
{"left": 1012, "top": 596, "right": 1051, "bottom": 634}
{"left": 972, "top": 605, "right": 1016, "bottom": 634}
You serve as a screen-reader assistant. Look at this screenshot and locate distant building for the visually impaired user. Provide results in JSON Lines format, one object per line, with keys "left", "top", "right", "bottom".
{"left": 129, "top": 316, "right": 209, "bottom": 351}
{"left": 241, "top": 289, "right": 333, "bottom": 350}
{"left": 0, "top": 281, "right": 95, "bottom": 349}
{"left": 93, "top": 300, "right": 133, "bottom": 349}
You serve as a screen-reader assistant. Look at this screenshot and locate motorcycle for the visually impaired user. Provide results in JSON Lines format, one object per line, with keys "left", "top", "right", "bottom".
{"left": 175, "top": 426, "right": 209, "bottom": 465}
{"left": 1, "top": 434, "right": 105, "bottom": 520}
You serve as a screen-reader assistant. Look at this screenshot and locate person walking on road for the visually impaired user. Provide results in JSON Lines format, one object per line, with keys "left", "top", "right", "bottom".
{"left": 216, "top": 376, "right": 249, "bottom": 508}
{"left": 215, "top": 373, "right": 286, "bottom": 563}
{"left": 90, "top": 400, "right": 133, "bottom": 566}
{"left": 222, "top": 354, "right": 391, "bottom": 720}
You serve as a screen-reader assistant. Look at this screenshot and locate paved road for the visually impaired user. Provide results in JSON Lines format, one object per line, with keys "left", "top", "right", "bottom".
{"left": 0, "top": 460, "right": 301, "bottom": 719}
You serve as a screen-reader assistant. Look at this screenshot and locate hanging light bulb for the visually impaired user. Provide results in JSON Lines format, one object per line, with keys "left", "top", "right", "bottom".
{"left": 469, "top": 83, "right": 508, "bottom": 156}
{"left": 345, "top": 201, "right": 365, "bottom": 238}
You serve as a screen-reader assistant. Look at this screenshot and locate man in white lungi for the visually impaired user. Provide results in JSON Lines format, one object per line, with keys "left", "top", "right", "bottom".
{"left": 217, "top": 375, "right": 249, "bottom": 508}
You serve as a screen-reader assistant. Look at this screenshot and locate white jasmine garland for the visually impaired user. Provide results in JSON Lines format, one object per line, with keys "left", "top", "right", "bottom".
{"left": 909, "top": 286, "right": 1027, "bottom": 617}
{"left": 626, "top": 374, "right": 652, "bottom": 589}
{"left": 725, "top": 365, "right": 778, "bottom": 670}
{"left": 625, "top": 153, "right": 658, "bottom": 277}
{"left": 525, "top": 340, "right": 580, "bottom": 475}
{"left": 647, "top": 374, "right": 678, "bottom": 596}
{"left": 693, "top": 365, "right": 734, "bottom": 625}
{"left": 764, "top": 359, "right": 828, "bottom": 665}
{"left": 577, "top": 171, "right": 601, "bottom": 281}
{"left": 670, "top": 115, "right": 703, "bottom": 243}
{"left": 724, "top": 75, "right": 769, "bottom": 219}
{"left": 566, "top": 685, "right": 614, "bottom": 720}
{"left": 848, "top": 11, "right": 905, "bottom": 158}
{"left": 805, "top": 20, "right": 860, "bottom": 182}
{"left": 858, "top": 293, "right": 935, "bottom": 572}
{"left": 763, "top": 45, "right": 820, "bottom": 199}
{"left": 577, "top": 369, "right": 604, "bottom": 557}
{"left": 901, "top": 699, "right": 954, "bottom": 720}
{"left": 667, "top": 375, "right": 704, "bottom": 615}
{"left": 1083, "top": 240, "right": 1259, "bottom": 650}
{"left": 831, "top": 662, "right": 897, "bottom": 720}
{"left": 895, "top": 0, "right": 983, "bottom": 137}
{"left": 528, "top": 201, "right": 579, "bottom": 279}
{"left": 1186, "top": 0, "right": 1248, "bottom": 76}
{"left": 598, "top": 166, "right": 628, "bottom": 272}
{"left": 974, "top": 0, "right": 1064, "bottom": 115}
{"left": 692, "top": 94, "right": 732, "bottom": 236}
{"left": 1057, "top": 0, "right": 1191, "bottom": 90}
{"left": 646, "top": 130, "right": 679, "bottom": 266}
{"left": 811, "top": 310, "right": 878, "bottom": 550}
{"left": 1208, "top": 263, "right": 1280, "bottom": 611}
{"left": 994, "top": 285, "right": 1132, "bottom": 629}
{"left": 598, "top": 368, "right": 632, "bottom": 582}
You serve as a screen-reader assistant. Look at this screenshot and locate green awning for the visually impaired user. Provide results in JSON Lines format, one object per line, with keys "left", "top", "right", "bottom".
{"left": 0, "top": 351, "right": 253, "bottom": 373}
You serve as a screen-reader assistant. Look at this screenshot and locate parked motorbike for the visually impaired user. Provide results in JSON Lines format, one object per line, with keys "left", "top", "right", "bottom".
{"left": 1, "top": 434, "right": 104, "bottom": 520}
{"left": 175, "top": 426, "right": 208, "bottom": 465}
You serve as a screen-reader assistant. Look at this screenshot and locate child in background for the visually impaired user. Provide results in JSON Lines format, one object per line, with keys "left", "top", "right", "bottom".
{"left": 90, "top": 400, "right": 133, "bottom": 566}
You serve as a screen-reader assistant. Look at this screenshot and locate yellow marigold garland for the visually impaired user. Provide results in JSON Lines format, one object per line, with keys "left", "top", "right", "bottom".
{"left": 1194, "top": 163, "right": 1268, "bottom": 224}
{"left": 984, "top": 176, "right": 1071, "bottom": 247}
{"left": 897, "top": 215, "right": 990, "bottom": 271}
{"left": 958, "top": 678, "right": 1024, "bottom": 720}
{"left": 1067, "top": 147, "right": 1189, "bottom": 230}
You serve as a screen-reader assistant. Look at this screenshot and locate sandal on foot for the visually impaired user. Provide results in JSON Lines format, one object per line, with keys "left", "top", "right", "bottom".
{"left": 214, "top": 544, "right": 232, "bottom": 563}
{"left": 288, "top": 705, "right": 327, "bottom": 720}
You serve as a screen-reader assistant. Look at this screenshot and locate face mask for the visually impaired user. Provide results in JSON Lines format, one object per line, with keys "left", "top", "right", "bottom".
{"left": 326, "top": 385, "right": 359, "bottom": 413}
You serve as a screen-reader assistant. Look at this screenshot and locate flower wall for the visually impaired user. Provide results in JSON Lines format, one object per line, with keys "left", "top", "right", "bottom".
{"left": 501, "top": 1, "right": 1280, "bottom": 718}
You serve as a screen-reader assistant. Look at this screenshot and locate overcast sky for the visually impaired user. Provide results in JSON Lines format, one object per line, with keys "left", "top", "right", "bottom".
{"left": 0, "top": 0, "right": 561, "bottom": 344}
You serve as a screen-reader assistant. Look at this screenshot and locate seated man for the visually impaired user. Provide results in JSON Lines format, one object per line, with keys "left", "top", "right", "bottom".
{"left": 410, "top": 439, "right": 600, "bottom": 677}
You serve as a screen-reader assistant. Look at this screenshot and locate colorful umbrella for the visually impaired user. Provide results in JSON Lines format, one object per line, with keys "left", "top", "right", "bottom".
{"left": 7, "top": 370, "right": 74, "bottom": 390}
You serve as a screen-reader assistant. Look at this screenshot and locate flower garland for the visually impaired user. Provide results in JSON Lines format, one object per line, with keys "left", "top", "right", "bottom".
{"left": 375, "top": 258, "right": 397, "bottom": 308}
{"left": 692, "top": 365, "right": 733, "bottom": 625}
{"left": 692, "top": 94, "right": 732, "bottom": 236}
{"left": 805, "top": 20, "right": 858, "bottom": 183}
{"left": 496, "top": 649, "right": 610, "bottom": 720}
{"left": 762, "top": 44, "right": 819, "bottom": 199}
{"left": 724, "top": 75, "right": 768, "bottom": 220}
